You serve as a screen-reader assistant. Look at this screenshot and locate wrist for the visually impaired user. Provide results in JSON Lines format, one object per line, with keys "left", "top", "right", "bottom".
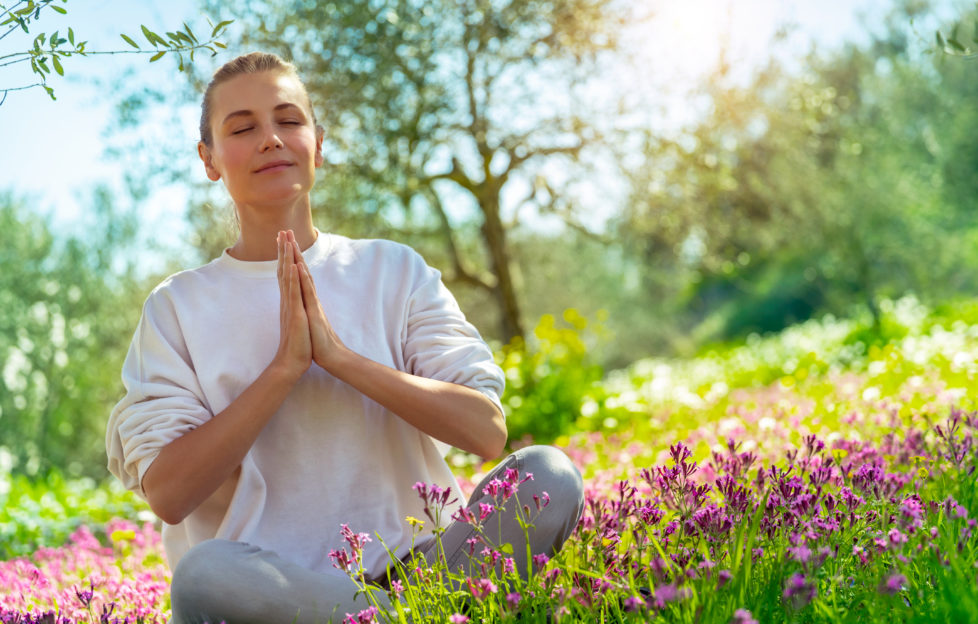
{"left": 315, "top": 344, "right": 357, "bottom": 378}
{"left": 267, "top": 355, "right": 307, "bottom": 386}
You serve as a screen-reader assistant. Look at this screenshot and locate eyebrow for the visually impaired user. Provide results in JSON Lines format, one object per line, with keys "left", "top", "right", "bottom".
{"left": 221, "top": 103, "right": 305, "bottom": 126}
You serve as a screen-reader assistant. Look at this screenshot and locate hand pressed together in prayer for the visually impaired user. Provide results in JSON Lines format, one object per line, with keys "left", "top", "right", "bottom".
{"left": 275, "top": 229, "right": 348, "bottom": 380}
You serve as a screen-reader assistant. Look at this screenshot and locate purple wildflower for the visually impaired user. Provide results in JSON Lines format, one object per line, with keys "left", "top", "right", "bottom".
{"left": 503, "top": 557, "right": 516, "bottom": 575}
{"left": 731, "top": 608, "right": 759, "bottom": 624}
{"left": 478, "top": 502, "right": 495, "bottom": 520}
{"left": 483, "top": 478, "right": 517, "bottom": 501}
{"left": 783, "top": 573, "right": 817, "bottom": 608}
{"left": 653, "top": 583, "right": 679, "bottom": 607}
{"left": 623, "top": 595, "right": 644, "bottom": 612}
{"left": 533, "top": 492, "right": 551, "bottom": 511}
{"left": 466, "top": 577, "right": 498, "bottom": 600}
{"left": 888, "top": 528, "right": 908, "bottom": 547}
{"left": 73, "top": 582, "right": 94, "bottom": 608}
{"left": 343, "top": 606, "right": 379, "bottom": 624}
{"left": 788, "top": 543, "right": 812, "bottom": 564}
{"left": 718, "top": 569, "right": 733, "bottom": 588}
{"left": 879, "top": 573, "right": 908, "bottom": 595}
{"left": 413, "top": 482, "right": 457, "bottom": 523}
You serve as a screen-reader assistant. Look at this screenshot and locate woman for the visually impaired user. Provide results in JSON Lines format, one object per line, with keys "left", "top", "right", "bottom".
{"left": 106, "top": 52, "right": 584, "bottom": 624}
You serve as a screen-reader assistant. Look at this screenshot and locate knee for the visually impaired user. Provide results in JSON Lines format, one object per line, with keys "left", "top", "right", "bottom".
{"left": 517, "top": 445, "right": 584, "bottom": 511}
{"left": 171, "top": 539, "right": 244, "bottom": 618}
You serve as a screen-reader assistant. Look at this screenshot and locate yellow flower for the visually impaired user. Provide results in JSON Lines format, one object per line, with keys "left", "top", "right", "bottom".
{"left": 111, "top": 529, "right": 136, "bottom": 543}
{"left": 405, "top": 516, "right": 424, "bottom": 528}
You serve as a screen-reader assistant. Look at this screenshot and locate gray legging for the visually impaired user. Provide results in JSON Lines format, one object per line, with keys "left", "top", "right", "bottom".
{"left": 170, "top": 445, "right": 585, "bottom": 624}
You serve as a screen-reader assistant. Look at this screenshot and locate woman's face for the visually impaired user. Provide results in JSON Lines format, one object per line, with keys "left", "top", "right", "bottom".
{"left": 198, "top": 71, "right": 323, "bottom": 210}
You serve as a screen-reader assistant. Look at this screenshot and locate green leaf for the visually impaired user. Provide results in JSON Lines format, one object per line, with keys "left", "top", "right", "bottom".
{"left": 211, "top": 19, "right": 233, "bottom": 38}
{"left": 948, "top": 38, "right": 967, "bottom": 53}
{"left": 68, "top": 27, "right": 74, "bottom": 45}
{"left": 936, "top": 31, "right": 946, "bottom": 48}
{"left": 215, "top": 41, "right": 226, "bottom": 49}
{"left": 50, "top": 30, "right": 58, "bottom": 46}
{"left": 120, "top": 34, "right": 140, "bottom": 49}
{"left": 149, "top": 50, "right": 165, "bottom": 62}
{"left": 51, "top": 5, "right": 66, "bottom": 13}
{"left": 182, "top": 22, "right": 198, "bottom": 43}
{"left": 52, "top": 56, "right": 63, "bottom": 76}
{"left": 44, "top": 85, "right": 56, "bottom": 100}
{"left": 141, "top": 25, "right": 166, "bottom": 46}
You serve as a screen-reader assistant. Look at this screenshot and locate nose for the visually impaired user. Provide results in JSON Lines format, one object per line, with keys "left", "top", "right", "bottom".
{"left": 259, "top": 126, "right": 284, "bottom": 152}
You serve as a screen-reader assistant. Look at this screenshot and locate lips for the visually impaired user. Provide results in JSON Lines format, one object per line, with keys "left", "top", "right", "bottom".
{"left": 254, "top": 160, "right": 293, "bottom": 173}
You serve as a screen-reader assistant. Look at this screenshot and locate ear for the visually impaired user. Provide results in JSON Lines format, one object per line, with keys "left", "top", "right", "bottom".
{"left": 314, "top": 124, "right": 325, "bottom": 168}
{"left": 197, "top": 141, "right": 222, "bottom": 181}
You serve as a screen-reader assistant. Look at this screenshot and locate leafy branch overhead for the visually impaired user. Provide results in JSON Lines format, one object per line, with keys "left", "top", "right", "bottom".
{"left": 218, "top": 0, "right": 627, "bottom": 343}
{"left": 0, "top": 0, "right": 232, "bottom": 104}
{"left": 935, "top": 21, "right": 978, "bottom": 58}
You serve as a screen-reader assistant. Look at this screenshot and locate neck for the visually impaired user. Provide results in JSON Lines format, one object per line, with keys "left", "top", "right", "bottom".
{"left": 228, "top": 197, "right": 317, "bottom": 261}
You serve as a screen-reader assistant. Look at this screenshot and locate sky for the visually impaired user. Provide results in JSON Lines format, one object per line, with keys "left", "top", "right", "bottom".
{"left": 0, "top": 0, "right": 939, "bottom": 270}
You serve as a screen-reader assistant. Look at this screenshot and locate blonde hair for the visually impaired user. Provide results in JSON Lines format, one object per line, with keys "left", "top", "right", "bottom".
{"left": 199, "top": 51, "right": 316, "bottom": 145}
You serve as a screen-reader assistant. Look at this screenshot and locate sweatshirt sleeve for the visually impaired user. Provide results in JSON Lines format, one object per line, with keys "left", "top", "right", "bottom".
{"left": 106, "top": 286, "right": 212, "bottom": 497}
{"left": 401, "top": 250, "right": 505, "bottom": 419}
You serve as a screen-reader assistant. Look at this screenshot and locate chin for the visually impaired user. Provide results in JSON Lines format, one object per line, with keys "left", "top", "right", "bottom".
{"left": 247, "top": 184, "right": 312, "bottom": 207}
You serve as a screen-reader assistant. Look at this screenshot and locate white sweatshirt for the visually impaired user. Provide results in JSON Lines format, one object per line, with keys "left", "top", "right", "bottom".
{"left": 105, "top": 232, "right": 505, "bottom": 578}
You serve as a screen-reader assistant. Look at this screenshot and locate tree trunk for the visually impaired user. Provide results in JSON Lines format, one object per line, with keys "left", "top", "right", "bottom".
{"left": 480, "top": 192, "right": 524, "bottom": 343}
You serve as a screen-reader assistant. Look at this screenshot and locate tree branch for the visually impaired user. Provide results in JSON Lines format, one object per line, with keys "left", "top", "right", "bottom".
{"left": 426, "top": 188, "right": 495, "bottom": 291}
{"left": 421, "top": 156, "right": 477, "bottom": 193}
{"left": 501, "top": 143, "right": 584, "bottom": 184}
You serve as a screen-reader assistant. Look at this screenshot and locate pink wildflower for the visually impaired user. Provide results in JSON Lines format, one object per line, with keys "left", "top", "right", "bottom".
{"left": 467, "top": 577, "right": 498, "bottom": 600}
{"left": 731, "top": 608, "right": 759, "bottom": 624}
{"left": 343, "top": 606, "right": 379, "bottom": 624}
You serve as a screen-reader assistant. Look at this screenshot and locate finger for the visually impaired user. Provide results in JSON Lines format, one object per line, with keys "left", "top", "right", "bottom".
{"left": 284, "top": 231, "right": 296, "bottom": 272}
{"left": 277, "top": 233, "right": 286, "bottom": 319}
{"left": 276, "top": 232, "right": 285, "bottom": 280}
{"left": 290, "top": 264, "right": 306, "bottom": 319}
{"left": 297, "top": 262, "right": 319, "bottom": 314}
{"left": 291, "top": 240, "right": 316, "bottom": 295}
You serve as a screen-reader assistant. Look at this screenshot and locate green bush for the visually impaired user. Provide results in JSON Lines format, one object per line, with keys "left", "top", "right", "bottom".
{"left": 497, "top": 309, "right": 615, "bottom": 444}
{"left": 0, "top": 465, "right": 150, "bottom": 559}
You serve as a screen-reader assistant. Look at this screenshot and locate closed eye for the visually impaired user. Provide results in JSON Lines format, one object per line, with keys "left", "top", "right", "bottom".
{"left": 232, "top": 127, "right": 253, "bottom": 135}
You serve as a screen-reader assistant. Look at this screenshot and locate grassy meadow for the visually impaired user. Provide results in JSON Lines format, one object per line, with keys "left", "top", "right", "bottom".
{"left": 2, "top": 296, "right": 977, "bottom": 623}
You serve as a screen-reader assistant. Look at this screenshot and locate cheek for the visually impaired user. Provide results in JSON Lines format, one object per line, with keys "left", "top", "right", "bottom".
{"left": 216, "top": 144, "right": 251, "bottom": 175}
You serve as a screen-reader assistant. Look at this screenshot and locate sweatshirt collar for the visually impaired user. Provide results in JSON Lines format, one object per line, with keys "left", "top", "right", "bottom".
{"left": 214, "top": 229, "right": 332, "bottom": 277}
